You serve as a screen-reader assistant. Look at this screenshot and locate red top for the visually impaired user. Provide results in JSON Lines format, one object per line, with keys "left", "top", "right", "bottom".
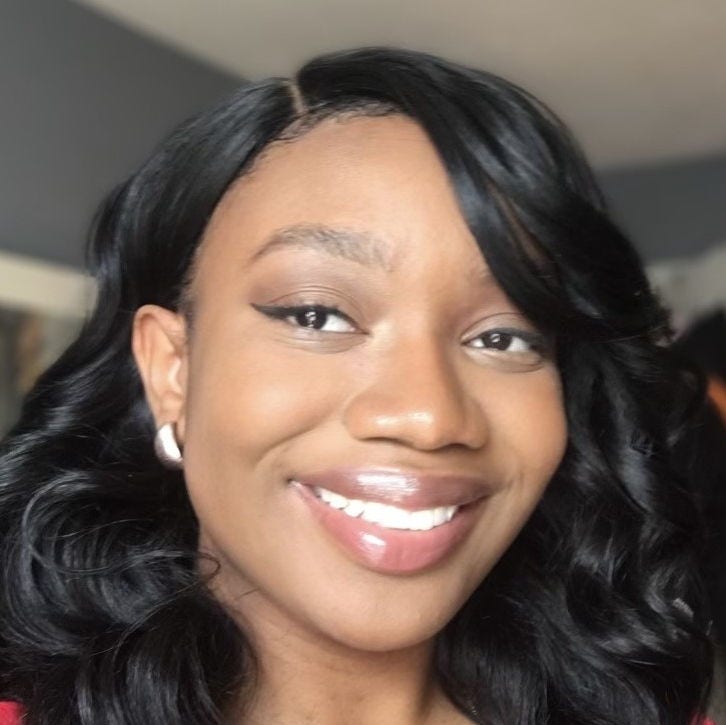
{"left": 0, "top": 701, "right": 717, "bottom": 723}
{"left": 0, "top": 703, "right": 21, "bottom": 724}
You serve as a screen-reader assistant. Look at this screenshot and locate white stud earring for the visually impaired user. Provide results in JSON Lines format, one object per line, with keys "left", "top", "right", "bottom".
{"left": 154, "top": 422, "right": 183, "bottom": 469}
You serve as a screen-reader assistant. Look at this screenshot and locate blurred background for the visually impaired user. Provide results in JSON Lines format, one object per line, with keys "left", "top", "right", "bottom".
{"left": 0, "top": 0, "right": 724, "bottom": 712}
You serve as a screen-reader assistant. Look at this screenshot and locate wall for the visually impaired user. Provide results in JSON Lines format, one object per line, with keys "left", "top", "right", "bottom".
{"left": 600, "top": 154, "right": 726, "bottom": 260}
{"left": 0, "top": 0, "right": 238, "bottom": 269}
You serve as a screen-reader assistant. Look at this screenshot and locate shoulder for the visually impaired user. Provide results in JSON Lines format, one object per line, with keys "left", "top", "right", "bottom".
{"left": 0, "top": 702, "right": 22, "bottom": 724}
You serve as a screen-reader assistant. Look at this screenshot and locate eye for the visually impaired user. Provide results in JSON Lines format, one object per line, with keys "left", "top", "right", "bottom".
{"left": 252, "top": 303, "right": 357, "bottom": 334}
{"left": 466, "top": 327, "right": 547, "bottom": 364}
{"left": 468, "top": 330, "right": 533, "bottom": 352}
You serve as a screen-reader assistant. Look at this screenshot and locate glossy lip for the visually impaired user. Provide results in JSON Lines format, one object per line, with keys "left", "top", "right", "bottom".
{"left": 287, "top": 467, "right": 496, "bottom": 574}
{"left": 289, "top": 467, "right": 495, "bottom": 510}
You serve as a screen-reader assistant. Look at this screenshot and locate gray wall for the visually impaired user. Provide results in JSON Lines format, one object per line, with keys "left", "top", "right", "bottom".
{"left": 1, "top": 0, "right": 725, "bottom": 269}
{"left": 600, "top": 154, "right": 726, "bottom": 260}
{"left": 0, "top": 0, "right": 239, "bottom": 268}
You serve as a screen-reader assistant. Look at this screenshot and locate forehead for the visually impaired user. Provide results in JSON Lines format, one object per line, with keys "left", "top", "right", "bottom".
{"left": 194, "top": 114, "right": 489, "bottom": 285}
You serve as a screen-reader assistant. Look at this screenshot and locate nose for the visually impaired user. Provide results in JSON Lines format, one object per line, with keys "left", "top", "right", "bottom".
{"left": 341, "top": 336, "right": 489, "bottom": 452}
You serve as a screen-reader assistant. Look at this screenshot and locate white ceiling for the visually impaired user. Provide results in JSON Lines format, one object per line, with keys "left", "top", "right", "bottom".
{"left": 74, "top": 0, "right": 726, "bottom": 168}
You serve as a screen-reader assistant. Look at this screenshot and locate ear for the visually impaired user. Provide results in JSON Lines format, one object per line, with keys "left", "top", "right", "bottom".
{"left": 132, "top": 305, "right": 189, "bottom": 443}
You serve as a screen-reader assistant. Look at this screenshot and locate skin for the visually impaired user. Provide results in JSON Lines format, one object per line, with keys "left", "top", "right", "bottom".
{"left": 132, "top": 114, "right": 568, "bottom": 724}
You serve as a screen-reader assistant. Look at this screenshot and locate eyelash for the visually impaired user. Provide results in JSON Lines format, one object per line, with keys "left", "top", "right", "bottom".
{"left": 252, "top": 304, "right": 548, "bottom": 366}
{"left": 466, "top": 328, "right": 547, "bottom": 355}
{"left": 252, "top": 304, "right": 547, "bottom": 354}
{"left": 252, "top": 303, "right": 357, "bottom": 333}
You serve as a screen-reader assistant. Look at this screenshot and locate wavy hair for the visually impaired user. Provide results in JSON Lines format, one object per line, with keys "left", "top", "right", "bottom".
{"left": 0, "top": 47, "right": 713, "bottom": 724}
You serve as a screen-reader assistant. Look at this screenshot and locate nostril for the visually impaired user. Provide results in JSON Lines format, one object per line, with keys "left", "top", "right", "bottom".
{"left": 342, "top": 398, "right": 487, "bottom": 452}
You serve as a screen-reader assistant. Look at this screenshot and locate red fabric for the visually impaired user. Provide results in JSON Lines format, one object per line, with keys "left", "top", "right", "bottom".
{"left": 0, "top": 702, "right": 21, "bottom": 724}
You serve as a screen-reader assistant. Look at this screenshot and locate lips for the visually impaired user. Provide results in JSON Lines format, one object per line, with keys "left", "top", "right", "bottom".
{"left": 291, "top": 468, "right": 493, "bottom": 509}
{"left": 289, "top": 468, "right": 492, "bottom": 574}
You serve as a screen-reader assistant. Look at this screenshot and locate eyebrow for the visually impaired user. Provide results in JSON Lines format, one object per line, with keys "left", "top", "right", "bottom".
{"left": 249, "top": 223, "right": 394, "bottom": 271}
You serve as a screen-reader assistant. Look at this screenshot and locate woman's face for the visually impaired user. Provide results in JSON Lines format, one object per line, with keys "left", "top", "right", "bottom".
{"left": 134, "top": 114, "right": 567, "bottom": 652}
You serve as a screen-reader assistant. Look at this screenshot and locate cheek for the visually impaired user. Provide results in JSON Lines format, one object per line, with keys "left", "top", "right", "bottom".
{"left": 183, "top": 337, "right": 343, "bottom": 466}
{"left": 177, "top": 335, "right": 348, "bottom": 587}
{"left": 482, "top": 369, "right": 566, "bottom": 518}
{"left": 492, "top": 368, "right": 567, "bottom": 478}
{"left": 459, "top": 370, "right": 566, "bottom": 587}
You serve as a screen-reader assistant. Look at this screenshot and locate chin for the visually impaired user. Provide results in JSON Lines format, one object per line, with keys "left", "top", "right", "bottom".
{"left": 324, "top": 616, "right": 445, "bottom": 654}
{"left": 308, "top": 588, "right": 465, "bottom": 655}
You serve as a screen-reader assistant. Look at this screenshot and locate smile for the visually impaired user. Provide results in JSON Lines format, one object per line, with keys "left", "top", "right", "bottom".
{"left": 289, "top": 470, "right": 492, "bottom": 574}
{"left": 312, "top": 485, "right": 459, "bottom": 531}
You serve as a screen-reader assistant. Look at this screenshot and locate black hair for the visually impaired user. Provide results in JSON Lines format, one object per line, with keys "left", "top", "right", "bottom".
{"left": 672, "top": 312, "right": 726, "bottom": 645}
{"left": 0, "top": 47, "right": 713, "bottom": 724}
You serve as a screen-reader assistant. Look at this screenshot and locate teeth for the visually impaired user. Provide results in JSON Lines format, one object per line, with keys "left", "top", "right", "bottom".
{"left": 312, "top": 486, "right": 459, "bottom": 531}
{"left": 343, "top": 499, "right": 365, "bottom": 517}
{"left": 318, "top": 488, "right": 348, "bottom": 509}
{"left": 410, "top": 509, "right": 434, "bottom": 530}
{"left": 360, "top": 501, "right": 386, "bottom": 523}
{"left": 432, "top": 507, "right": 447, "bottom": 526}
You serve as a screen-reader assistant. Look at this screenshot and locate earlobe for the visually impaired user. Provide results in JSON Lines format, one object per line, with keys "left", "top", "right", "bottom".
{"left": 131, "top": 304, "right": 188, "bottom": 434}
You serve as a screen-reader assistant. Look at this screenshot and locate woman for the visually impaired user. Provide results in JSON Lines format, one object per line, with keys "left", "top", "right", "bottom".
{"left": 0, "top": 47, "right": 715, "bottom": 724}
